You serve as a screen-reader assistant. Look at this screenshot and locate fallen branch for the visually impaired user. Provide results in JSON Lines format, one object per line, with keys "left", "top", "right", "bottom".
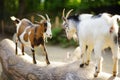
{"left": 0, "top": 39, "right": 119, "bottom": 80}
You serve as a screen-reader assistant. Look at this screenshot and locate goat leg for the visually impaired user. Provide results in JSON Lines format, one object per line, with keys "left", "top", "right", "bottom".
{"left": 21, "top": 43, "right": 25, "bottom": 55}
{"left": 94, "top": 57, "right": 103, "bottom": 77}
{"left": 112, "top": 57, "right": 118, "bottom": 77}
{"left": 31, "top": 47, "right": 37, "bottom": 64}
{"left": 15, "top": 38, "right": 18, "bottom": 55}
{"left": 41, "top": 45, "right": 50, "bottom": 65}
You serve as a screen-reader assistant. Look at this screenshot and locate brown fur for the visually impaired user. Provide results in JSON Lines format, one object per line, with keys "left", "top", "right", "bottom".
{"left": 110, "top": 26, "right": 114, "bottom": 33}
{"left": 29, "top": 23, "right": 46, "bottom": 47}
{"left": 24, "top": 33, "right": 28, "bottom": 42}
{"left": 12, "top": 17, "right": 50, "bottom": 64}
{"left": 23, "top": 28, "right": 31, "bottom": 42}
{"left": 16, "top": 18, "right": 47, "bottom": 46}
{"left": 18, "top": 19, "right": 33, "bottom": 37}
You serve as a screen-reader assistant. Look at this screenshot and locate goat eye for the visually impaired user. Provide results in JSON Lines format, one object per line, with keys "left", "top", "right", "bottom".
{"left": 44, "top": 22, "right": 47, "bottom": 27}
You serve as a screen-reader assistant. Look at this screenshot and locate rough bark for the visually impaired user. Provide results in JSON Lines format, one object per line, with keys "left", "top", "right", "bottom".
{"left": 0, "top": 39, "right": 119, "bottom": 80}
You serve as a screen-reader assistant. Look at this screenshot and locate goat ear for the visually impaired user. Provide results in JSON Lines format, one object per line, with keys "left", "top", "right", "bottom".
{"left": 117, "top": 17, "right": 120, "bottom": 22}
{"left": 44, "top": 22, "right": 47, "bottom": 27}
{"left": 117, "top": 18, "right": 119, "bottom": 22}
{"left": 44, "top": 22, "right": 47, "bottom": 32}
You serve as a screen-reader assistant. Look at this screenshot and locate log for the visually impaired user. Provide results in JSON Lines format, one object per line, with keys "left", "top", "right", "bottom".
{"left": 0, "top": 39, "right": 120, "bottom": 80}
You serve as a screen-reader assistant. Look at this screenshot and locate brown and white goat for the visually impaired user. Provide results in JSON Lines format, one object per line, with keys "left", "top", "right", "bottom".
{"left": 10, "top": 15, "right": 52, "bottom": 64}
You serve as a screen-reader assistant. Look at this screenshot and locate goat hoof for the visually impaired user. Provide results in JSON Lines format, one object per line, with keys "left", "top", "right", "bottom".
{"left": 22, "top": 52, "right": 25, "bottom": 55}
{"left": 34, "top": 62, "right": 37, "bottom": 64}
{"left": 113, "top": 72, "right": 117, "bottom": 77}
{"left": 47, "top": 62, "right": 50, "bottom": 65}
{"left": 22, "top": 53, "right": 25, "bottom": 55}
{"left": 94, "top": 74, "right": 98, "bottom": 77}
{"left": 94, "top": 71, "right": 99, "bottom": 77}
{"left": 80, "top": 63, "right": 84, "bottom": 68}
{"left": 85, "top": 60, "right": 90, "bottom": 66}
{"left": 113, "top": 74, "right": 116, "bottom": 77}
{"left": 85, "top": 63, "right": 89, "bottom": 66}
{"left": 15, "top": 53, "right": 17, "bottom": 55}
{"left": 33, "top": 61, "right": 37, "bottom": 64}
{"left": 46, "top": 60, "right": 50, "bottom": 65}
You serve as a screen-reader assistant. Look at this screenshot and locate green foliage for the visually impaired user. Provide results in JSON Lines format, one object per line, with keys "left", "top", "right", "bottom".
{"left": 1, "top": 0, "right": 120, "bottom": 20}
{"left": 4, "top": 0, "right": 19, "bottom": 15}
{"left": 25, "top": 0, "right": 41, "bottom": 13}
{"left": 49, "top": 27, "right": 78, "bottom": 47}
{"left": 80, "top": 0, "right": 118, "bottom": 8}
{"left": 1, "top": 0, "right": 120, "bottom": 47}
{"left": 65, "top": 0, "right": 81, "bottom": 9}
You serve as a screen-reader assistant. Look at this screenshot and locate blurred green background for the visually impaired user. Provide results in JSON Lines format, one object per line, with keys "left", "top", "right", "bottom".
{"left": 0, "top": 0, "right": 120, "bottom": 47}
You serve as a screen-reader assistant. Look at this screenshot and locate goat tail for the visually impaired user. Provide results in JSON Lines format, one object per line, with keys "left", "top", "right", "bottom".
{"left": 10, "top": 16, "right": 20, "bottom": 24}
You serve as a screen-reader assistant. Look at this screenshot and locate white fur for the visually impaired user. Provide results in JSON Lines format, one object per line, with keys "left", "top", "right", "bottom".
{"left": 16, "top": 20, "right": 21, "bottom": 33}
{"left": 63, "top": 13, "right": 120, "bottom": 77}
{"left": 46, "top": 21, "right": 52, "bottom": 38}
{"left": 19, "top": 26, "right": 31, "bottom": 46}
{"left": 10, "top": 16, "right": 16, "bottom": 21}
{"left": 79, "top": 14, "right": 93, "bottom": 20}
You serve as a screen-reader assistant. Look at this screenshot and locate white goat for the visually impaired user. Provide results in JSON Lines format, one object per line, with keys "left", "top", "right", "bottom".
{"left": 10, "top": 14, "right": 52, "bottom": 64}
{"left": 62, "top": 9, "right": 120, "bottom": 77}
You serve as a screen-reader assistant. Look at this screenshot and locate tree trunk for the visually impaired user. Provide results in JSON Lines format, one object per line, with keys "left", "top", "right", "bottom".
{"left": 0, "top": 39, "right": 119, "bottom": 80}
{"left": 0, "top": 0, "right": 4, "bottom": 20}
{"left": 17, "top": 0, "right": 26, "bottom": 18}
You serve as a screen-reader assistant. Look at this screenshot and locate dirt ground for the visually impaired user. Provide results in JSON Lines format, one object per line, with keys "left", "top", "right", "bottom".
{"left": 0, "top": 34, "right": 120, "bottom": 78}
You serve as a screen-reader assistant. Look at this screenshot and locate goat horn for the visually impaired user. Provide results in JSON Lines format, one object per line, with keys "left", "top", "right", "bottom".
{"left": 46, "top": 14, "right": 50, "bottom": 22}
{"left": 62, "top": 8, "right": 65, "bottom": 18}
{"left": 37, "top": 14, "right": 46, "bottom": 20}
{"left": 66, "top": 9, "right": 73, "bottom": 18}
{"left": 35, "top": 21, "right": 40, "bottom": 24}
